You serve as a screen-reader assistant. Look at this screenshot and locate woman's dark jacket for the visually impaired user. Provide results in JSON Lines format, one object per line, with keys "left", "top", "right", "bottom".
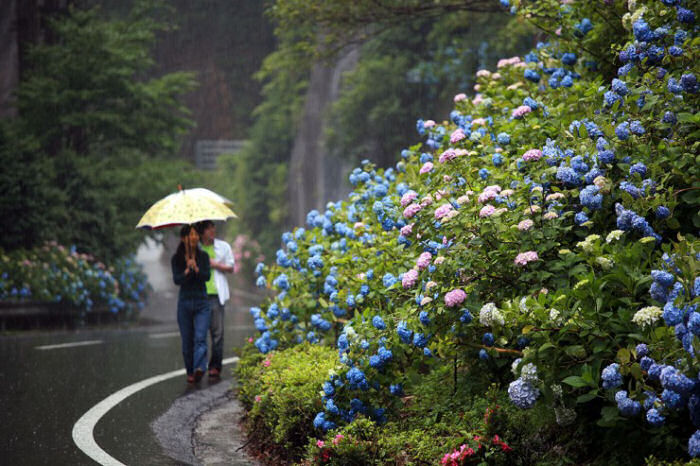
{"left": 171, "top": 248, "right": 211, "bottom": 300}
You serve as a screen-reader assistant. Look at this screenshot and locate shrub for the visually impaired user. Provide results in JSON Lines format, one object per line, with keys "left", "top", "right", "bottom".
{"left": 236, "top": 342, "right": 339, "bottom": 462}
{"left": 245, "top": 0, "right": 700, "bottom": 462}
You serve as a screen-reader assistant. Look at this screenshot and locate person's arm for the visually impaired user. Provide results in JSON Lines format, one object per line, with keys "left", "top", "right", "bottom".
{"left": 211, "top": 240, "right": 234, "bottom": 273}
{"left": 172, "top": 255, "right": 187, "bottom": 286}
{"left": 194, "top": 251, "right": 211, "bottom": 282}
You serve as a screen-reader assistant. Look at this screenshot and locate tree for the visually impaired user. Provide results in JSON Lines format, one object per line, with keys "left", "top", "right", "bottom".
{"left": 0, "top": 0, "right": 200, "bottom": 261}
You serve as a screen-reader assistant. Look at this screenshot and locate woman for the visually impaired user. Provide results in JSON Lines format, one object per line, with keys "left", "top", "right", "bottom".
{"left": 171, "top": 225, "right": 211, "bottom": 383}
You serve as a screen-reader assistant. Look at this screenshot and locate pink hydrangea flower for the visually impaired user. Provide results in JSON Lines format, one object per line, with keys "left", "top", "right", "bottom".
{"left": 497, "top": 56, "right": 522, "bottom": 68}
{"left": 247, "top": 337, "right": 254, "bottom": 343}
{"left": 445, "top": 289, "right": 467, "bottom": 307}
{"left": 450, "top": 129, "right": 466, "bottom": 144}
{"left": 402, "top": 269, "right": 419, "bottom": 289}
{"left": 472, "top": 94, "right": 484, "bottom": 105}
{"left": 500, "top": 189, "right": 514, "bottom": 197}
{"left": 518, "top": 219, "right": 534, "bottom": 231}
{"left": 522, "top": 149, "right": 543, "bottom": 161}
{"left": 434, "top": 189, "right": 447, "bottom": 200}
{"left": 479, "top": 205, "right": 496, "bottom": 217}
{"left": 439, "top": 149, "right": 457, "bottom": 163}
{"left": 457, "top": 195, "right": 470, "bottom": 205}
{"left": 478, "top": 185, "right": 501, "bottom": 203}
{"left": 453, "top": 93, "right": 467, "bottom": 102}
{"left": 471, "top": 118, "right": 486, "bottom": 127}
{"left": 476, "top": 69, "right": 491, "bottom": 78}
{"left": 317, "top": 440, "right": 325, "bottom": 448}
{"left": 435, "top": 204, "right": 454, "bottom": 220}
{"left": 416, "top": 252, "right": 432, "bottom": 269}
{"left": 353, "top": 222, "right": 365, "bottom": 229}
{"left": 400, "top": 223, "right": 414, "bottom": 236}
{"left": 263, "top": 359, "right": 271, "bottom": 367}
{"left": 544, "top": 211, "right": 559, "bottom": 220}
{"left": 423, "top": 119, "right": 436, "bottom": 128}
{"left": 442, "top": 175, "right": 453, "bottom": 182}
{"left": 434, "top": 256, "right": 445, "bottom": 265}
{"left": 512, "top": 105, "right": 532, "bottom": 119}
{"left": 419, "top": 162, "right": 433, "bottom": 174}
{"left": 333, "top": 434, "right": 345, "bottom": 446}
{"left": 420, "top": 195, "right": 434, "bottom": 207}
{"left": 403, "top": 203, "right": 422, "bottom": 219}
{"left": 401, "top": 190, "right": 418, "bottom": 206}
{"left": 514, "top": 251, "right": 539, "bottom": 266}
{"left": 255, "top": 395, "right": 262, "bottom": 403}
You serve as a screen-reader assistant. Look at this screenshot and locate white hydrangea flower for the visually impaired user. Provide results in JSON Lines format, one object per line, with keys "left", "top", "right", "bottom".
{"left": 344, "top": 326, "right": 356, "bottom": 339}
{"left": 606, "top": 230, "right": 624, "bottom": 243}
{"left": 520, "top": 363, "right": 540, "bottom": 384}
{"left": 632, "top": 306, "right": 663, "bottom": 328}
{"left": 554, "top": 406, "right": 577, "bottom": 426}
{"left": 479, "top": 302, "right": 505, "bottom": 327}
{"left": 595, "top": 256, "right": 614, "bottom": 270}
{"left": 519, "top": 297, "right": 529, "bottom": 313}
{"left": 551, "top": 384, "right": 563, "bottom": 398}
{"left": 511, "top": 358, "right": 522, "bottom": 375}
{"left": 549, "top": 308, "right": 563, "bottom": 325}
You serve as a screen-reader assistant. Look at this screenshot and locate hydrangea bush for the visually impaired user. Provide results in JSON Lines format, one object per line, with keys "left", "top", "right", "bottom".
{"left": 247, "top": 0, "right": 699, "bottom": 459}
{"left": 0, "top": 241, "right": 148, "bottom": 317}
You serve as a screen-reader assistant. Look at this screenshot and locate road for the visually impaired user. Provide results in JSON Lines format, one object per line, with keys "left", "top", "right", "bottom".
{"left": 0, "top": 239, "right": 258, "bottom": 465}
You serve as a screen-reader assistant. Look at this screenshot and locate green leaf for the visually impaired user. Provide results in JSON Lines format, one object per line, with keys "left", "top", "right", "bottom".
{"left": 576, "top": 390, "right": 598, "bottom": 404}
{"left": 562, "top": 376, "right": 590, "bottom": 388}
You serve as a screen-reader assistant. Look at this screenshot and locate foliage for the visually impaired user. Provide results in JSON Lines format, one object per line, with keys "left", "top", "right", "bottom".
{"left": 236, "top": 342, "right": 339, "bottom": 462}
{"left": 0, "top": 242, "right": 148, "bottom": 317}
{"left": 244, "top": 0, "right": 700, "bottom": 462}
{"left": 0, "top": 0, "right": 199, "bottom": 262}
{"left": 219, "top": 0, "right": 531, "bottom": 255}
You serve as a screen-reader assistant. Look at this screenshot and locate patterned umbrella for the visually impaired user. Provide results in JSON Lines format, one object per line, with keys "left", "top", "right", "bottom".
{"left": 136, "top": 187, "right": 237, "bottom": 230}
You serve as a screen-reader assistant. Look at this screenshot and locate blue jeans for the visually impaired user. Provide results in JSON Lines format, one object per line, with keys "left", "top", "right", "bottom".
{"left": 208, "top": 296, "right": 225, "bottom": 371}
{"left": 177, "top": 296, "right": 211, "bottom": 375}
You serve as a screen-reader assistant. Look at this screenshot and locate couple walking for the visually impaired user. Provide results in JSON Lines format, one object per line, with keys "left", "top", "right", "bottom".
{"left": 171, "top": 221, "right": 234, "bottom": 384}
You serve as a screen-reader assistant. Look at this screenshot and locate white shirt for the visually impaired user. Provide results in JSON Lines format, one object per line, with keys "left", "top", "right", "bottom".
{"left": 211, "top": 238, "right": 234, "bottom": 306}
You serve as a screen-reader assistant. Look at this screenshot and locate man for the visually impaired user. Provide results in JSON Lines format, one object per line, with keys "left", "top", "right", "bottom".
{"left": 196, "top": 220, "right": 234, "bottom": 378}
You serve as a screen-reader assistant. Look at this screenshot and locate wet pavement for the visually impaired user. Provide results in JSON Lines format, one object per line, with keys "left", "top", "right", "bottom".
{"left": 0, "top": 239, "right": 260, "bottom": 465}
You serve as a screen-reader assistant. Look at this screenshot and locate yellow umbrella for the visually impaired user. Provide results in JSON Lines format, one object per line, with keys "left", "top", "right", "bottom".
{"left": 136, "top": 187, "right": 237, "bottom": 230}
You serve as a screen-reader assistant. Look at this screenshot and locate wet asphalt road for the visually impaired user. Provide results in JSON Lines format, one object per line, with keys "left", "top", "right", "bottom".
{"left": 0, "top": 240, "right": 258, "bottom": 465}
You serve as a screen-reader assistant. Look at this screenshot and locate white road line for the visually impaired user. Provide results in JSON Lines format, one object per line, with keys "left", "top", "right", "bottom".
{"left": 72, "top": 356, "right": 240, "bottom": 465}
{"left": 36, "top": 340, "right": 103, "bottom": 351}
{"left": 149, "top": 326, "right": 255, "bottom": 340}
{"left": 148, "top": 331, "right": 181, "bottom": 339}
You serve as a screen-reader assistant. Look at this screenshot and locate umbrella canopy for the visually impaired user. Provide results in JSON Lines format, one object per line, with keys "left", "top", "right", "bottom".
{"left": 136, "top": 188, "right": 237, "bottom": 230}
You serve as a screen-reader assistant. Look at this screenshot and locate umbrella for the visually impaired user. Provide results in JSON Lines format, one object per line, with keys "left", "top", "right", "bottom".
{"left": 136, "top": 187, "right": 237, "bottom": 230}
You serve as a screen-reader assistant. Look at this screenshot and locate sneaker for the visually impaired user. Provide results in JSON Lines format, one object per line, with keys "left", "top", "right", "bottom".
{"left": 208, "top": 368, "right": 220, "bottom": 378}
{"left": 194, "top": 369, "right": 204, "bottom": 383}
{"left": 186, "top": 374, "right": 195, "bottom": 384}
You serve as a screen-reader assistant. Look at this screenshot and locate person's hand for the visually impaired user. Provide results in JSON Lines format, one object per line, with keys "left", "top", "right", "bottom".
{"left": 186, "top": 258, "right": 199, "bottom": 273}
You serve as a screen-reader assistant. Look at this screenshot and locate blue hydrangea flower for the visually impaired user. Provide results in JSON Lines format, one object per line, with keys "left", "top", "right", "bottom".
{"left": 460, "top": 309, "right": 473, "bottom": 323}
{"left": 397, "top": 321, "right": 413, "bottom": 344}
{"left": 630, "top": 121, "right": 645, "bottom": 135}
{"left": 390, "top": 384, "right": 403, "bottom": 396}
{"left": 497, "top": 132, "right": 510, "bottom": 145}
{"left": 482, "top": 332, "right": 495, "bottom": 347}
{"left": 508, "top": 378, "right": 540, "bottom": 409}
{"left": 640, "top": 356, "right": 654, "bottom": 371}
{"left": 524, "top": 69, "right": 541, "bottom": 83}
{"left": 575, "top": 211, "right": 590, "bottom": 225}
{"left": 382, "top": 273, "right": 397, "bottom": 288}
{"left": 661, "top": 388, "right": 684, "bottom": 410}
{"left": 479, "top": 349, "right": 489, "bottom": 360}
{"left": 413, "top": 332, "right": 428, "bottom": 348}
{"left": 615, "top": 122, "right": 630, "bottom": 140}
{"left": 689, "top": 430, "right": 700, "bottom": 457}
{"left": 574, "top": 18, "right": 593, "bottom": 36}
{"left": 677, "top": 7, "right": 695, "bottom": 24}
{"left": 611, "top": 78, "right": 628, "bottom": 96}
{"left": 371, "top": 315, "right": 387, "bottom": 330}
{"left": 557, "top": 166, "right": 581, "bottom": 186}
{"left": 479, "top": 168, "right": 490, "bottom": 180}
{"left": 419, "top": 311, "right": 430, "bottom": 326}
{"left": 602, "top": 363, "right": 623, "bottom": 389}
{"left": 636, "top": 343, "right": 649, "bottom": 358}
{"left": 580, "top": 185, "right": 603, "bottom": 210}
{"left": 561, "top": 52, "right": 577, "bottom": 66}
{"left": 668, "top": 78, "right": 683, "bottom": 94}
{"left": 681, "top": 73, "right": 698, "bottom": 94}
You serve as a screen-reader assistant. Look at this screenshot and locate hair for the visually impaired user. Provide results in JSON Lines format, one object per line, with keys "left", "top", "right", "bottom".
{"left": 175, "top": 225, "right": 196, "bottom": 259}
{"left": 195, "top": 220, "right": 215, "bottom": 235}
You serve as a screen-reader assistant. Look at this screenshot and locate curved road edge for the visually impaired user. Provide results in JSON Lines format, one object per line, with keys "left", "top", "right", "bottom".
{"left": 72, "top": 356, "right": 240, "bottom": 465}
